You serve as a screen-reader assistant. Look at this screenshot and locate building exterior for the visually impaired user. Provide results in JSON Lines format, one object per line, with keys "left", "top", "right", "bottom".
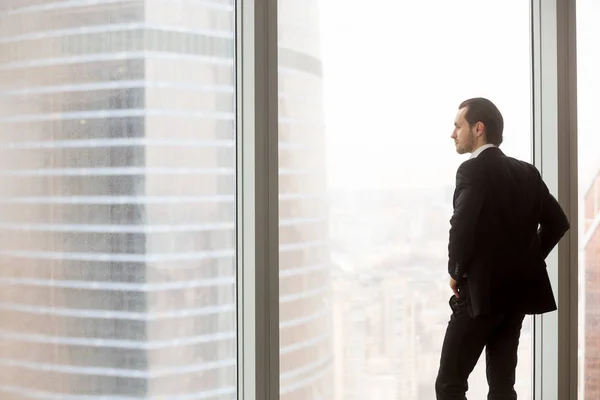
{"left": 278, "top": 1, "right": 333, "bottom": 398}
{"left": 578, "top": 3, "right": 600, "bottom": 399}
{"left": 0, "top": 0, "right": 331, "bottom": 398}
{"left": 583, "top": 172, "right": 600, "bottom": 399}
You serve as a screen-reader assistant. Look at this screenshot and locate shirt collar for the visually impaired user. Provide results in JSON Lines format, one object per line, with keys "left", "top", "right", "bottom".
{"left": 469, "top": 144, "right": 496, "bottom": 159}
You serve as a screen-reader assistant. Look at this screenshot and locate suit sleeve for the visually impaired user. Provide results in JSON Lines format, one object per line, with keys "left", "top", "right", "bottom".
{"left": 448, "top": 163, "right": 484, "bottom": 281}
{"left": 538, "top": 180, "right": 570, "bottom": 259}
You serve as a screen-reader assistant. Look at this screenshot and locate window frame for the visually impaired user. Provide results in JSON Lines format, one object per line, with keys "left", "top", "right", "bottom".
{"left": 237, "top": 0, "right": 580, "bottom": 399}
{"left": 532, "top": 0, "right": 579, "bottom": 399}
{"left": 236, "top": 0, "right": 280, "bottom": 399}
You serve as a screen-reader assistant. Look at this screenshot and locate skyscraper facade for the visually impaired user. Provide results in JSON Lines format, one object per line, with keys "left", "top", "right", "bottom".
{"left": 0, "top": 0, "right": 331, "bottom": 398}
{"left": 278, "top": 0, "right": 333, "bottom": 398}
{"left": 0, "top": 1, "right": 236, "bottom": 397}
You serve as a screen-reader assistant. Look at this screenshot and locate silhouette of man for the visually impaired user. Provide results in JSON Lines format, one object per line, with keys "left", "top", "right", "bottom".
{"left": 435, "top": 97, "right": 570, "bottom": 400}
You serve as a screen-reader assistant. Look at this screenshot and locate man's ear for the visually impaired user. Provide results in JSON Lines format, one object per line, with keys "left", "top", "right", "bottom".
{"left": 475, "top": 121, "right": 485, "bottom": 137}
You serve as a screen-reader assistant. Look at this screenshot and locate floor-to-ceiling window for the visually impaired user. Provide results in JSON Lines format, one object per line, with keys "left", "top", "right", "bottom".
{"left": 277, "top": 1, "right": 533, "bottom": 398}
{"left": 0, "top": 0, "right": 582, "bottom": 398}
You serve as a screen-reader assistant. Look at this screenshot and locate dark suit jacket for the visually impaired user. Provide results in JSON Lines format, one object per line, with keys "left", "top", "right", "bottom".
{"left": 448, "top": 147, "right": 570, "bottom": 317}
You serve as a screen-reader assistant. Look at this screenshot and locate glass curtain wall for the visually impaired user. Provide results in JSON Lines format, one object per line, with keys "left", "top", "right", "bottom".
{"left": 0, "top": 0, "right": 582, "bottom": 399}
{"left": 0, "top": 1, "right": 237, "bottom": 398}
{"left": 276, "top": 0, "right": 533, "bottom": 399}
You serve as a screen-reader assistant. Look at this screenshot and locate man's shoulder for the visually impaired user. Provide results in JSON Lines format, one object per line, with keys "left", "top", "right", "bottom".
{"left": 470, "top": 151, "right": 539, "bottom": 172}
{"left": 503, "top": 156, "right": 541, "bottom": 177}
{"left": 456, "top": 153, "right": 541, "bottom": 182}
{"left": 455, "top": 158, "right": 480, "bottom": 184}
{"left": 456, "top": 157, "right": 479, "bottom": 175}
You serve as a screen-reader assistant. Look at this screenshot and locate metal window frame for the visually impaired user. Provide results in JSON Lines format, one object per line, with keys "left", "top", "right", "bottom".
{"left": 236, "top": 0, "right": 280, "bottom": 399}
{"left": 532, "top": 0, "right": 579, "bottom": 399}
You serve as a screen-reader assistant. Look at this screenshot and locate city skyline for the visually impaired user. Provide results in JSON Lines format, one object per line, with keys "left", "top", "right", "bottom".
{"left": 313, "top": 0, "right": 533, "bottom": 398}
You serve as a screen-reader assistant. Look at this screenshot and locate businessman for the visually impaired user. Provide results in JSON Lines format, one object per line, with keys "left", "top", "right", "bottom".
{"left": 435, "top": 97, "right": 570, "bottom": 400}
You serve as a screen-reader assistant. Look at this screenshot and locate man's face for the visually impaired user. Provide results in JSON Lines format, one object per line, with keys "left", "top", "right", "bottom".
{"left": 451, "top": 107, "right": 476, "bottom": 154}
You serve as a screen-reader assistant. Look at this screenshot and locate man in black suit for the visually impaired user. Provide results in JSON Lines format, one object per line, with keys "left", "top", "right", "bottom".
{"left": 435, "top": 97, "right": 570, "bottom": 400}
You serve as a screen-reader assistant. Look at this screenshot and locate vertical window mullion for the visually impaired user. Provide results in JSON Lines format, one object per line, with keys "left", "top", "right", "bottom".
{"left": 532, "top": 1, "right": 579, "bottom": 399}
{"left": 237, "top": 0, "right": 280, "bottom": 399}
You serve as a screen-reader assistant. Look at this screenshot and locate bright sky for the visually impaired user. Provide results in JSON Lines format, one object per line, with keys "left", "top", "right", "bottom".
{"left": 317, "top": 0, "right": 550, "bottom": 190}
{"left": 576, "top": 0, "right": 600, "bottom": 192}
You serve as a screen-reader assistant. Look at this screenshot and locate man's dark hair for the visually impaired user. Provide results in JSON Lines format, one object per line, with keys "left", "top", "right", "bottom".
{"left": 458, "top": 97, "right": 504, "bottom": 146}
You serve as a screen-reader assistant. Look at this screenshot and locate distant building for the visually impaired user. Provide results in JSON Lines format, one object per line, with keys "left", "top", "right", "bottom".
{"left": 0, "top": 0, "right": 332, "bottom": 398}
{"left": 583, "top": 172, "right": 600, "bottom": 399}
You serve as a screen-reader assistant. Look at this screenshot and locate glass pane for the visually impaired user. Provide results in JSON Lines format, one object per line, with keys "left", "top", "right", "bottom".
{"left": 277, "top": 0, "right": 532, "bottom": 399}
{"left": 577, "top": 1, "right": 600, "bottom": 399}
{"left": 0, "top": 1, "right": 237, "bottom": 398}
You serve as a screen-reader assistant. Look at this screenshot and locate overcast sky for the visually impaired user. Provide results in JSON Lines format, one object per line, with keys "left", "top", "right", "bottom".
{"left": 576, "top": 0, "right": 600, "bottom": 192}
{"left": 317, "top": 0, "right": 598, "bottom": 190}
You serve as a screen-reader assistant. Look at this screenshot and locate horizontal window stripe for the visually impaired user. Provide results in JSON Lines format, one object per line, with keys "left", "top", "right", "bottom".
{"left": 0, "top": 140, "right": 322, "bottom": 152}
{"left": 279, "top": 216, "right": 328, "bottom": 226}
{"left": 0, "top": 357, "right": 235, "bottom": 378}
{"left": 0, "top": 23, "right": 146, "bottom": 44}
{"left": 0, "top": 193, "right": 323, "bottom": 204}
{"left": 4, "top": 0, "right": 232, "bottom": 17}
{"left": 0, "top": 218, "right": 323, "bottom": 233}
{"left": 0, "top": 52, "right": 233, "bottom": 70}
{"left": 152, "top": 0, "right": 234, "bottom": 12}
{"left": 0, "top": 302, "right": 235, "bottom": 320}
{"left": 0, "top": 249, "right": 235, "bottom": 262}
{"left": 280, "top": 285, "right": 330, "bottom": 303}
{"left": 0, "top": 23, "right": 233, "bottom": 44}
{"left": 280, "top": 333, "right": 330, "bottom": 356}
{"left": 0, "top": 109, "right": 233, "bottom": 123}
{"left": 0, "top": 113, "right": 316, "bottom": 128}
{"left": 279, "top": 192, "right": 326, "bottom": 200}
{"left": 0, "top": 195, "right": 234, "bottom": 204}
{"left": 279, "top": 307, "right": 330, "bottom": 329}
{"left": 0, "top": 304, "right": 328, "bottom": 327}
{"left": 280, "top": 359, "right": 331, "bottom": 395}
{"left": 0, "top": 262, "right": 324, "bottom": 277}
{"left": 280, "top": 264, "right": 329, "bottom": 278}
{"left": 2, "top": 0, "right": 135, "bottom": 16}
{"left": 0, "top": 223, "right": 233, "bottom": 233}
{"left": 0, "top": 276, "right": 235, "bottom": 291}
{"left": 279, "top": 241, "right": 327, "bottom": 252}
{"left": 0, "top": 330, "right": 325, "bottom": 355}
{"left": 0, "top": 330, "right": 235, "bottom": 350}
{"left": 0, "top": 83, "right": 309, "bottom": 100}
{"left": 0, "top": 247, "right": 324, "bottom": 263}
{"left": 0, "top": 167, "right": 323, "bottom": 176}
{"left": 0, "top": 384, "right": 236, "bottom": 400}
{"left": 0, "top": 81, "right": 233, "bottom": 96}
{"left": 0, "top": 50, "right": 319, "bottom": 79}
{"left": 280, "top": 355, "right": 331, "bottom": 381}
{"left": 0, "top": 139, "right": 234, "bottom": 150}
{"left": 0, "top": 167, "right": 235, "bottom": 177}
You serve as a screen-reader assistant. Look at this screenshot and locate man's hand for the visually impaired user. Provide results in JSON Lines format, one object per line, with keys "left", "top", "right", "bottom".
{"left": 449, "top": 276, "right": 460, "bottom": 298}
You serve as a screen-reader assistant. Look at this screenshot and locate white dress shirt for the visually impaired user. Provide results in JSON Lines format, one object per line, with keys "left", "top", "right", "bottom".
{"left": 469, "top": 144, "right": 496, "bottom": 159}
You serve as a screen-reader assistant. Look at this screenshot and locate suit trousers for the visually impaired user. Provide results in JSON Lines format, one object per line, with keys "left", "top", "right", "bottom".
{"left": 435, "top": 286, "right": 526, "bottom": 400}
